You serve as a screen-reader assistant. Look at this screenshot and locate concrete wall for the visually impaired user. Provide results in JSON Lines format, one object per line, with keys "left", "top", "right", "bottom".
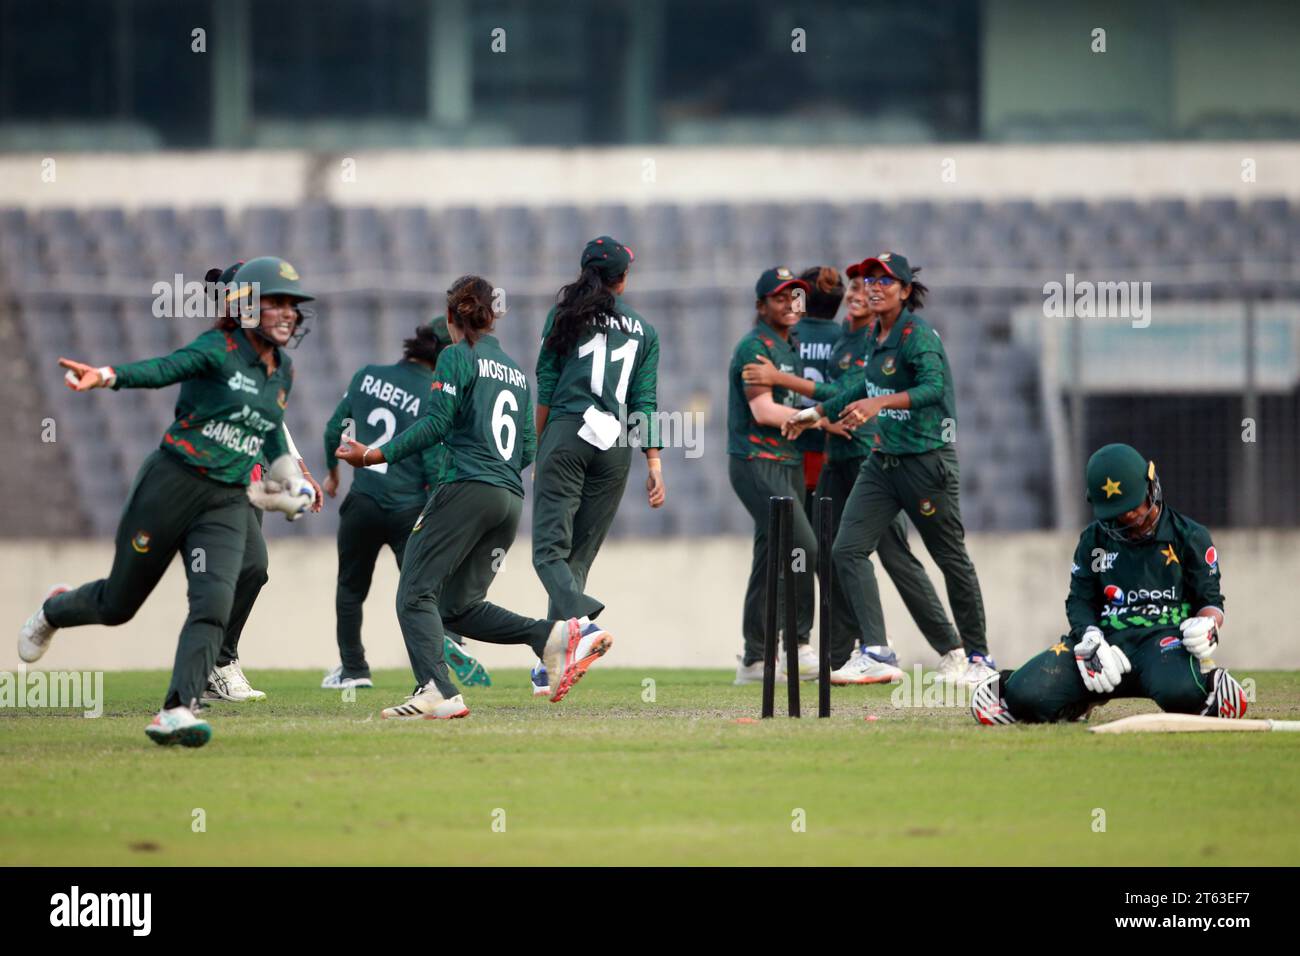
{"left": 4, "top": 530, "right": 1297, "bottom": 676}
{"left": 3, "top": 143, "right": 1300, "bottom": 215}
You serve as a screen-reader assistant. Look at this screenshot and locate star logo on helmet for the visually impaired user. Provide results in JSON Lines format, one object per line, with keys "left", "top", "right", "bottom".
{"left": 1101, "top": 477, "right": 1122, "bottom": 498}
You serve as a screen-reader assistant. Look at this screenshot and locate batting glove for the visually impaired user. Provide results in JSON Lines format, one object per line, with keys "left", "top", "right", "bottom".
{"left": 1074, "top": 626, "right": 1131, "bottom": 694}
{"left": 1179, "top": 616, "right": 1219, "bottom": 660}
{"left": 247, "top": 455, "right": 315, "bottom": 522}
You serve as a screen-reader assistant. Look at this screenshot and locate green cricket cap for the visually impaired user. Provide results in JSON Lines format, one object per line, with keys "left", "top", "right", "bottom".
{"left": 581, "top": 236, "right": 634, "bottom": 280}
{"left": 1085, "top": 443, "right": 1154, "bottom": 520}
{"left": 428, "top": 315, "right": 452, "bottom": 346}
{"left": 755, "top": 266, "right": 811, "bottom": 299}
{"left": 847, "top": 251, "right": 913, "bottom": 284}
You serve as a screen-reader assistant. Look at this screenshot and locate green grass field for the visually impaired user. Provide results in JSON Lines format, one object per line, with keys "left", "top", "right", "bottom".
{"left": 3, "top": 668, "right": 1299, "bottom": 866}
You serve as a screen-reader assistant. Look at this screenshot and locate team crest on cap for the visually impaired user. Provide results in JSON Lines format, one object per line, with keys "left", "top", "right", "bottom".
{"left": 278, "top": 261, "right": 300, "bottom": 281}
{"left": 918, "top": 498, "right": 936, "bottom": 517}
{"left": 1101, "top": 477, "right": 1122, "bottom": 498}
{"left": 882, "top": 357, "right": 897, "bottom": 375}
{"left": 776, "top": 267, "right": 793, "bottom": 279}
{"left": 131, "top": 531, "right": 152, "bottom": 554}
{"left": 878, "top": 253, "right": 892, "bottom": 261}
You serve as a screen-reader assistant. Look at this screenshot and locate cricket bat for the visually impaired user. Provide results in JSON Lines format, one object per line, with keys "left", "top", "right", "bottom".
{"left": 1089, "top": 713, "right": 1300, "bottom": 734}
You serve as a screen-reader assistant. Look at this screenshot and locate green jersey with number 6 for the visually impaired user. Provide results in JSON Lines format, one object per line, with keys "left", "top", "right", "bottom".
{"left": 323, "top": 359, "right": 445, "bottom": 512}
{"left": 384, "top": 334, "right": 536, "bottom": 497}
{"left": 534, "top": 295, "right": 660, "bottom": 444}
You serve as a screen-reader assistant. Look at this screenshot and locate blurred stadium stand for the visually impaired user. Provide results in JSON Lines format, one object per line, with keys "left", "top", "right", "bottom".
{"left": 2, "top": 197, "right": 1296, "bottom": 539}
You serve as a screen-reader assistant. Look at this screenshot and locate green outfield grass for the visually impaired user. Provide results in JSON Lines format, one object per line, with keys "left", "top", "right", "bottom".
{"left": 2, "top": 668, "right": 1298, "bottom": 866}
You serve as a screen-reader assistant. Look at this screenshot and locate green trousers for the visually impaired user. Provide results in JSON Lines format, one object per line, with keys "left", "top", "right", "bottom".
{"left": 45, "top": 450, "right": 256, "bottom": 710}
{"left": 728, "top": 456, "right": 816, "bottom": 666}
{"left": 397, "top": 480, "right": 552, "bottom": 698}
{"left": 531, "top": 417, "right": 631, "bottom": 621}
{"left": 217, "top": 505, "right": 267, "bottom": 667}
{"left": 832, "top": 447, "right": 988, "bottom": 658}
{"left": 1002, "top": 630, "right": 1210, "bottom": 723}
{"left": 335, "top": 491, "right": 424, "bottom": 679}
{"left": 816, "top": 456, "right": 960, "bottom": 667}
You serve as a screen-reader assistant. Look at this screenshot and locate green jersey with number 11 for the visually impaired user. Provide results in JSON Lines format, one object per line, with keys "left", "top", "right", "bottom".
{"left": 384, "top": 335, "right": 536, "bottom": 498}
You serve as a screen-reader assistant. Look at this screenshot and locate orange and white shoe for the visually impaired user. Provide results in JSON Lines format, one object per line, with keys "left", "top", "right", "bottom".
{"left": 18, "top": 584, "right": 70, "bottom": 663}
{"left": 542, "top": 619, "right": 613, "bottom": 703}
{"left": 381, "top": 683, "right": 470, "bottom": 720}
{"left": 829, "top": 645, "right": 905, "bottom": 685}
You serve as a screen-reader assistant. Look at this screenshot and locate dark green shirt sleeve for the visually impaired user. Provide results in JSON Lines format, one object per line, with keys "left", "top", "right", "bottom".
{"left": 385, "top": 348, "right": 468, "bottom": 465}
{"left": 1181, "top": 522, "right": 1224, "bottom": 614}
{"left": 520, "top": 386, "right": 537, "bottom": 471}
{"left": 534, "top": 307, "right": 560, "bottom": 408}
{"left": 323, "top": 373, "right": 358, "bottom": 470}
{"left": 628, "top": 327, "right": 661, "bottom": 449}
{"left": 820, "top": 370, "right": 867, "bottom": 420}
{"left": 1065, "top": 531, "right": 1101, "bottom": 641}
{"left": 903, "top": 330, "right": 946, "bottom": 410}
{"left": 112, "top": 330, "right": 225, "bottom": 389}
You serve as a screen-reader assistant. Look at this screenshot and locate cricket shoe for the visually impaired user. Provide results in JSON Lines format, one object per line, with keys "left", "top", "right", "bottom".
{"left": 830, "top": 645, "right": 905, "bottom": 685}
{"left": 145, "top": 706, "right": 212, "bottom": 747}
{"left": 970, "top": 673, "right": 1016, "bottom": 725}
{"left": 1202, "top": 668, "right": 1248, "bottom": 719}
{"left": 734, "top": 656, "right": 783, "bottom": 685}
{"left": 796, "top": 642, "right": 820, "bottom": 681}
{"left": 530, "top": 659, "right": 551, "bottom": 697}
{"left": 934, "top": 648, "right": 967, "bottom": 683}
{"left": 381, "top": 683, "right": 469, "bottom": 720}
{"left": 204, "top": 660, "right": 267, "bottom": 702}
{"left": 320, "top": 665, "right": 374, "bottom": 690}
{"left": 956, "top": 653, "right": 999, "bottom": 687}
{"left": 542, "top": 618, "right": 612, "bottom": 703}
{"left": 18, "top": 584, "right": 70, "bottom": 663}
{"left": 444, "top": 635, "right": 492, "bottom": 687}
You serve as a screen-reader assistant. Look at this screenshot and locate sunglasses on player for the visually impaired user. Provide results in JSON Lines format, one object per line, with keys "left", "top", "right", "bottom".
{"left": 862, "top": 276, "right": 898, "bottom": 287}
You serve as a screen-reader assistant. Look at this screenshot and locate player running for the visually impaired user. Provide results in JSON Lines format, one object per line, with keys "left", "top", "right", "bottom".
{"left": 19, "top": 256, "right": 318, "bottom": 747}
{"left": 743, "top": 266, "right": 964, "bottom": 684}
{"left": 728, "top": 267, "right": 820, "bottom": 685}
{"left": 321, "top": 318, "right": 489, "bottom": 690}
{"left": 201, "top": 259, "right": 324, "bottom": 706}
{"left": 971, "top": 443, "right": 1247, "bottom": 725}
{"left": 783, "top": 252, "right": 996, "bottom": 687}
{"left": 334, "top": 275, "right": 611, "bottom": 719}
{"left": 530, "top": 236, "right": 664, "bottom": 696}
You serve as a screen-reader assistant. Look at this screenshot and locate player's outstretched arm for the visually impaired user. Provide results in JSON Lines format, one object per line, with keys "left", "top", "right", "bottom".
{"left": 59, "top": 357, "right": 115, "bottom": 391}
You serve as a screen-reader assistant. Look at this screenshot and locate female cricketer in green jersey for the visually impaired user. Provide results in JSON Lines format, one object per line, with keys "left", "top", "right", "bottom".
{"left": 728, "top": 266, "right": 821, "bottom": 686}
{"left": 784, "top": 252, "right": 997, "bottom": 688}
{"left": 201, "top": 259, "right": 325, "bottom": 706}
{"left": 530, "top": 236, "right": 664, "bottom": 696}
{"left": 744, "top": 267, "right": 965, "bottom": 684}
{"left": 322, "top": 320, "right": 489, "bottom": 690}
{"left": 335, "top": 276, "right": 612, "bottom": 719}
{"left": 18, "top": 256, "right": 317, "bottom": 747}
{"left": 972, "top": 443, "right": 1247, "bottom": 725}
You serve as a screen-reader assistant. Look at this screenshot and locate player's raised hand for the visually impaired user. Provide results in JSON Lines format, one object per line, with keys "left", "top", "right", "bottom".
{"left": 742, "top": 355, "right": 780, "bottom": 386}
{"left": 1074, "top": 626, "right": 1131, "bottom": 694}
{"left": 335, "top": 438, "right": 375, "bottom": 469}
{"left": 59, "top": 357, "right": 114, "bottom": 391}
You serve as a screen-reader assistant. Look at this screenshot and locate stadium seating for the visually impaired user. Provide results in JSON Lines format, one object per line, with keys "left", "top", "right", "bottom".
{"left": 1, "top": 197, "right": 1293, "bottom": 538}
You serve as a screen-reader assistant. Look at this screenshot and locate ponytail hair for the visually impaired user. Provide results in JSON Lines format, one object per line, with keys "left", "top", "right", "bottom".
{"left": 798, "top": 265, "right": 845, "bottom": 318}
{"left": 446, "top": 274, "right": 497, "bottom": 346}
{"left": 544, "top": 263, "right": 619, "bottom": 356}
{"left": 903, "top": 266, "right": 928, "bottom": 311}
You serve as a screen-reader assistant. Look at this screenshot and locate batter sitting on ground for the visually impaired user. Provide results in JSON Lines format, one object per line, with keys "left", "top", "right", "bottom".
{"left": 971, "top": 442, "right": 1248, "bottom": 725}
